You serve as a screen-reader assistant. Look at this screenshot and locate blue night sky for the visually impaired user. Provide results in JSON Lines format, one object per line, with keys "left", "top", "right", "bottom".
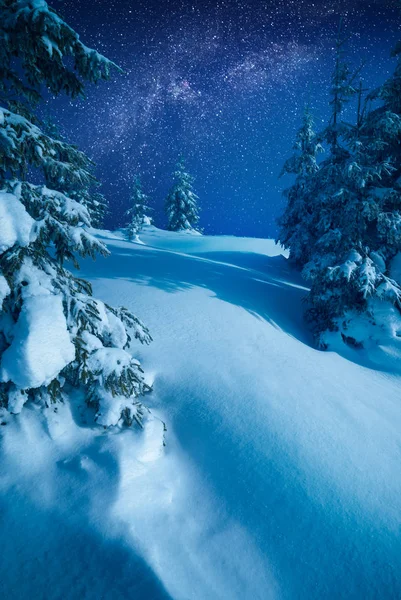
{"left": 50, "top": 0, "right": 400, "bottom": 237}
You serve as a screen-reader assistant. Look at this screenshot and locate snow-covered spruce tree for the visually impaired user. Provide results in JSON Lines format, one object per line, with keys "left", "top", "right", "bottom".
{"left": 42, "top": 117, "right": 109, "bottom": 228}
{"left": 303, "top": 73, "right": 398, "bottom": 348}
{"left": 299, "top": 31, "right": 388, "bottom": 347}
{"left": 0, "top": 0, "right": 152, "bottom": 427}
{"left": 125, "top": 176, "right": 152, "bottom": 240}
{"left": 165, "top": 156, "right": 200, "bottom": 232}
{"left": 298, "top": 35, "right": 363, "bottom": 343}
{"left": 279, "top": 23, "right": 401, "bottom": 350}
{"left": 307, "top": 20, "right": 401, "bottom": 350}
{"left": 277, "top": 21, "right": 360, "bottom": 273}
{"left": 276, "top": 106, "right": 323, "bottom": 266}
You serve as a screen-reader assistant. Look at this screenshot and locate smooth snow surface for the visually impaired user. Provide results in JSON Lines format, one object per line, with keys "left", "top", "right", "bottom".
{"left": 1, "top": 225, "right": 401, "bottom": 599}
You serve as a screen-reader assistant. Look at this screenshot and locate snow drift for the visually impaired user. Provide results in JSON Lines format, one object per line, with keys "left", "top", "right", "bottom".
{"left": 1, "top": 225, "right": 401, "bottom": 599}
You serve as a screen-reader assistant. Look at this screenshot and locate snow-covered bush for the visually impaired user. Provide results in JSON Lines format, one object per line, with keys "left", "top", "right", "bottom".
{"left": 0, "top": 0, "right": 151, "bottom": 426}
{"left": 165, "top": 156, "right": 200, "bottom": 232}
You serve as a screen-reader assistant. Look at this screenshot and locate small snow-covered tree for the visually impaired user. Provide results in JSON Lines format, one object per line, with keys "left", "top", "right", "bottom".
{"left": 125, "top": 176, "right": 152, "bottom": 240}
{"left": 0, "top": 0, "right": 152, "bottom": 427}
{"left": 165, "top": 156, "right": 200, "bottom": 231}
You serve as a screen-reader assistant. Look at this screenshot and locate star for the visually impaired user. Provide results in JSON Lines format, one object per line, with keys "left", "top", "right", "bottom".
{"left": 50, "top": 0, "right": 399, "bottom": 237}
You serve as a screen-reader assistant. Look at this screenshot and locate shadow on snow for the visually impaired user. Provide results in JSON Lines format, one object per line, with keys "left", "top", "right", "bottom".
{"left": 86, "top": 243, "right": 314, "bottom": 349}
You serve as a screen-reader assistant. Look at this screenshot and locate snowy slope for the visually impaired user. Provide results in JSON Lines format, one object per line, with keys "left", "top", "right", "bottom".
{"left": 1, "top": 225, "right": 401, "bottom": 599}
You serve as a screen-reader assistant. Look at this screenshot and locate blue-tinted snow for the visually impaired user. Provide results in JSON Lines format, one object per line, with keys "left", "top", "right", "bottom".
{"left": 1, "top": 225, "right": 401, "bottom": 599}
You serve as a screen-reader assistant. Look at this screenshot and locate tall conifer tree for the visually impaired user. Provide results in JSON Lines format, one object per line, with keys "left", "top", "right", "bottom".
{"left": 0, "top": 0, "right": 151, "bottom": 426}
{"left": 277, "top": 106, "right": 323, "bottom": 266}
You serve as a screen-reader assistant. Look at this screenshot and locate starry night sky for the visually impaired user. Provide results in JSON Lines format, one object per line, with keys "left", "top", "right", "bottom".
{"left": 50, "top": 0, "right": 400, "bottom": 237}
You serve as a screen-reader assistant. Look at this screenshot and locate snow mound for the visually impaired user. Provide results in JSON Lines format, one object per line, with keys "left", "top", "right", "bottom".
{"left": 135, "top": 224, "right": 284, "bottom": 256}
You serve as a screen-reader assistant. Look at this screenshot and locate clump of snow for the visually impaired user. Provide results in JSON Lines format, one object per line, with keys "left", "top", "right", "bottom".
{"left": 0, "top": 258, "right": 75, "bottom": 391}
{"left": 87, "top": 347, "right": 139, "bottom": 381}
{"left": 0, "top": 275, "right": 10, "bottom": 306}
{"left": 0, "top": 294, "right": 75, "bottom": 390}
{"left": 15, "top": 257, "right": 55, "bottom": 297}
{"left": 86, "top": 347, "right": 143, "bottom": 427}
{"left": 7, "top": 387, "right": 29, "bottom": 414}
{"left": 0, "top": 189, "right": 37, "bottom": 252}
{"left": 94, "top": 301, "right": 128, "bottom": 349}
{"left": 80, "top": 330, "right": 103, "bottom": 352}
{"left": 94, "top": 387, "right": 143, "bottom": 428}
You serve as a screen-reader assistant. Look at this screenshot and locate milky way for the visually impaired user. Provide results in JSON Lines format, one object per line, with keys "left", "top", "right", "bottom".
{"left": 50, "top": 0, "right": 400, "bottom": 236}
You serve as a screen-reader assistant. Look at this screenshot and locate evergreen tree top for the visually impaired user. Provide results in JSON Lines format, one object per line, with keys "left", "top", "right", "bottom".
{"left": 128, "top": 175, "right": 151, "bottom": 209}
{"left": 324, "top": 21, "right": 361, "bottom": 155}
{"left": 0, "top": 0, "right": 122, "bottom": 109}
{"left": 280, "top": 106, "right": 323, "bottom": 178}
{"left": 131, "top": 175, "right": 146, "bottom": 197}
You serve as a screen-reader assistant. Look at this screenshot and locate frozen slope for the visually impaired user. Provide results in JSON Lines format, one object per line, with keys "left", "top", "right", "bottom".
{"left": 1, "top": 225, "right": 401, "bottom": 599}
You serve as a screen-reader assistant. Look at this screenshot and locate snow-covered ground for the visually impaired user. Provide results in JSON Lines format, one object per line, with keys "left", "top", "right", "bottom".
{"left": 1, "top": 225, "right": 401, "bottom": 599}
